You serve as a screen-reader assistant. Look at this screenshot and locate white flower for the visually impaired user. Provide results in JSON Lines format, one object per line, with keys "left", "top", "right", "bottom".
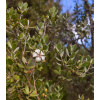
{"left": 33, "top": 49, "right": 45, "bottom": 62}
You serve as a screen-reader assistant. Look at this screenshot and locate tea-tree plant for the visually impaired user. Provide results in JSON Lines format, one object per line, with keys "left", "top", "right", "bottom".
{"left": 6, "top": 2, "right": 94, "bottom": 100}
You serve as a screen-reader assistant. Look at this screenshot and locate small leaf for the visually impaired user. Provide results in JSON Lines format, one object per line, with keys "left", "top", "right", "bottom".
{"left": 80, "top": 73, "right": 86, "bottom": 78}
{"left": 82, "top": 61, "right": 90, "bottom": 69}
{"left": 21, "top": 19, "right": 28, "bottom": 26}
{"left": 70, "top": 52, "right": 75, "bottom": 59}
{"left": 23, "top": 3, "right": 28, "bottom": 9}
{"left": 10, "top": 77, "right": 14, "bottom": 83}
{"left": 7, "top": 41, "right": 12, "bottom": 48}
{"left": 44, "top": 35, "right": 49, "bottom": 43}
{"left": 39, "top": 29, "right": 43, "bottom": 35}
{"left": 43, "top": 45, "right": 48, "bottom": 51}
{"left": 87, "top": 55, "right": 91, "bottom": 61}
{"left": 60, "top": 51, "right": 64, "bottom": 58}
{"left": 25, "top": 85, "right": 29, "bottom": 95}
{"left": 14, "top": 47, "right": 19, "bottom": 53}
{"left": 12, "top": 43, "right": 17, "bottom": 51}
{"left": 54, "top": 70, "right": 61, "bottom": 75}
{"left": 70, "top": 45, "right": 73, "bottom": 53}
{"left": 67, "top": 79, "right": 72, "bottom": 81}
{"left": 19, "top": 33, "right": 24, "bottom": 39}
{"left": 66, "top": 48, "right": 69, "bottom": 56}
{"left": 22, "top": 57, "right": 26, "bottom": 64}
{"left": 38, "top": 22, "right": 44, "bottom": 28}
{"left": 30, "top": 91, "right": 37, "bottom": 97}
{"left": 38, "top": 66, "right": 43, "bottom": 71}
{"left": 7, "top": 59, "right": 13, "bottom": 65}
{"left": 56, "top": 43, "right": 62, "bottom": 52}
{"left": 56, "top": 57, "right": 61, "bottom": 61}
{"left": 56, "top": 62, "right": 61, "bottom": 66}
{"left": 90, "top": 58, "right": 94, "bottom": 65}
{"left": 17, "top": 63, "right": 24, "bottom": 68}
{"left": 67, "top": 70, "right": 71, "bottom": 76}
{"left": 84, "top": 67, "right": 88, "bottom": 72}
{"left": 81, "top": 94, "right": 84, "bottom": 100}
{"left": 13, "top": 75, "right": 20, "bottom": 80}
{"left": 8, "top": 86, "right": 15, "bottom": 93}
{"left": 73, "top": 44, "right": 77, "bottom": 51}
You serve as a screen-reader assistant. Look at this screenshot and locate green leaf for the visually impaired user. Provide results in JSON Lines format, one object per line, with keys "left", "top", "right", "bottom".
{"left": 25, "top": 85, "right": 29, "bottom": 95}
{"left": 11, "top": 15, "right": 16, "bottom": 19}
{"left": 8, "top": 86, "right": 15, "bottom": 93}
{"left": 67, "top": 70, "right": 71, "bottom": 76}
{"left": 90, "top": 58, "right": 94, "bottom": 65}
{"left": 7, "top": 41, "right": 12, "bottom": 49}
{"left": 84, "top": 67, "right": 88, "bottom": 72}
{"left": 67, "top": 79, "right": 72, "bottom": 81}
{"left": 18, "top": 2, "right": 22, "bottom": 9}
{"left": 75, "top": 50, "right": 79, "bottom": 55}
{"left": 49, "top": 6, "right": 57, "bottom": 17}
{"left": 82, "top": 61, "right": 90, "bottom": 69}
{"left": 73, "top": 44, "right": 77, "bottom": 51}
{"left": 44, "top": 35, "right": 49, "bottom": 43}
{"left": 21, "top": 19, "right": 28, "bottom": 26}
{"left": 11, "top": 53, "right": 14, "bottom": 59}
{"left": 22, "top": 57, "right": 26, "bottom": 64}
{"left": 43, "top": 45, "right": 48, "bottom": 51}
{"left": 13, "top": 75, "right": 20, "bottom": 80}
{"left": 14, "top": 47, "right": 19, "bottom": 53}
{"left": 81, "top": 94, "right": 84, "bottom": 100}
{"left": 17, "top": 63, "right": 24, "bottom": 68}
{"left": 70, "top": 45, "right": 73, "bottom": 52}
{"left": 79, "top": 73, "right": 86, "bottom": 78}
{"left": 66, "top": 48, "right": 69, "bottom": 56}
{"left": 60, "top": 51, "right": 64, "bottom": 58}
{"left": 12, "top": 43, "right": 17, "bottom": 51}
{"left": 54, "top": 70, "right": 61, "bottom": 75}
{"left": 39, "top": 29, "right": 43, "bottom": 35}
{"left": 9, "top": 7, "right": 14, "bottom": 15}
{"left": 70, "top": 52, "right": 75, "bottom": 59}
{"left": 30, "top": 91, "right": 37, "bottom": 97}
{"left": 10, "top": 77, "right": 14, "bottom": 83}
{"left": 62, "top": 76, "right": 66, "bottom": 80}
{"left": 24, "top": 69, "right": 28, "bottom": 73}
{"left": 56, "top": 43, "right": 62, "bottom": 52}
{"left": 56, "top": 57, "right": 61, "bottom": 61}
{"left": 38, "top": 66, "right": 43, "bottom": 71}
{"left": 7, "top": 59, "right": 13, "bottom": 65}
{"left": 23, "top": 3, "right": 28, "bottom": 9}
{"left": 56, "top": 62, "right": 61, "bottom": 66}
{"left": 87, "top": 55, "right": 91, "bottom": 61}
{"left": 19, "top": 33, "right": 24, "bottom": 39}
{"left": 38, "top": 22, "right": 44, "bottom": 28}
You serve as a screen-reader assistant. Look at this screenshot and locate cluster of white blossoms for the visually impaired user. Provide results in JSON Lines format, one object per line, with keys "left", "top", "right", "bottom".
{"left": 33, "top": 49, "right": 45, "bottom": 62}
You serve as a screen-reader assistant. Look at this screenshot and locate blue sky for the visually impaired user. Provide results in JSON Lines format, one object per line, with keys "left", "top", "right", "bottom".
{"left": 54, "top": 0, "right": 93, "bottom": 13}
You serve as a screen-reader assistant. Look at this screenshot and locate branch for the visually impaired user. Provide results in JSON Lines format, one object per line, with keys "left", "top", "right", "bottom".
{"left": 32, "top": 68, "right": 40, "bottom": 100}
{"left": 45, "top": 82, "right": 60, "bottom": 99}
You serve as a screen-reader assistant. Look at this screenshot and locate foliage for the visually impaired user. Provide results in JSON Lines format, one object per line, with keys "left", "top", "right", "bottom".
{"left": 6, "top": 1, "right": 94, "bottom": 100}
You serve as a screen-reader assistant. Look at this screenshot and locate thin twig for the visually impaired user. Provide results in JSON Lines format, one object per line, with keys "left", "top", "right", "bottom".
{"left": 32, "top": 68, "right": 40, "bottom": 100}
{"left": 45, "top": 82, "right": 60, "bottom": 99}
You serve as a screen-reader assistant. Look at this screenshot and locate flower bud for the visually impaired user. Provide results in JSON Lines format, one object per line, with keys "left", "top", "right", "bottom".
{"left": 45, "top": 88, "right": 48, "bottom": 92}
{"left": 42, "top": 93, "right": 45, "bottom": 97}
{"left": 25, "top": 62, "right": 28, "bottom": 65}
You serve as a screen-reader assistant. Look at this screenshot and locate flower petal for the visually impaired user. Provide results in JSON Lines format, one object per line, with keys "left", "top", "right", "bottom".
{"left": 41, "top": 56, "right": 45, "bottom": 60}
{"left": 33, "top": 52, "right": 38, "bottom": 57}
{"left": 41, "top": 51, "right": 44, "bottom": 56}
{"left": 35, "top": 49, "right": 40, "bottom": 54}
{"left": 36, "top": 57, "right": 41, "bottom": 62}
